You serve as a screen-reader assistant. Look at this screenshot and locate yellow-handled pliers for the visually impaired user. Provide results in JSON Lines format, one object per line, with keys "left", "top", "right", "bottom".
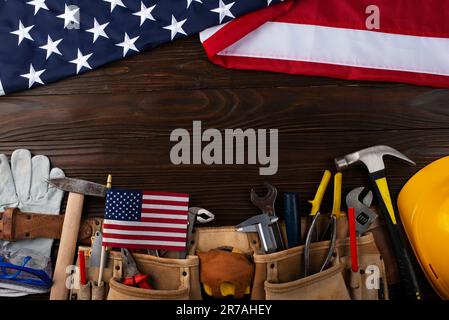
{"left": 304, "top": 170, "right": 342, "bottom": 277}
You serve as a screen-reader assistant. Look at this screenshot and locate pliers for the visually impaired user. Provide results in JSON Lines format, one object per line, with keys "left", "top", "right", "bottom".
{"left": 304, "top": 170, "right": 342, "bottom": 277}
{"left": 121, "top": 248, "right": 153, "bottom": 289}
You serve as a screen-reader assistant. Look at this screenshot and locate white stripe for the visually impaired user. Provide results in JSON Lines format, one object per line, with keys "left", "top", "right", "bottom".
{"left": 103, "top": 238, "right": 185, "bottom": 247}
{"left": 142, "top": 204, "right": 188, "bottom": 211}
{"left": 142, "top": 195, "right": 189, "bottom": 202}
{"left": 200, "top": 22, "right": 228, "bottom": 43}
{"left": 0, "top": 80, "right": 5, "bottom": 96}
{"left": 104, "top": 219, "right": 187, "bottom": 228}
{"left": 141, "top": 213, "right": 187, "bottom": 220}
{"left": 217, "top": 22, "right": 449, "bottom": 77}
{"left": 103, "top": 228, "right": 186, "bottom": 238}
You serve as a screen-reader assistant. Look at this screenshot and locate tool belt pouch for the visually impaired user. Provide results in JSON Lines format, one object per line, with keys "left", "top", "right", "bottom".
{"left": 106, "top": 251, "right": 200, "bottom": 300}
{"left": 189, "top": 226, "right": 261, "bottom": 299}
{"left": 252, "top": 232, "right": 388, "bottom": 300}
{"left": 75, "top": 247, "right": 200, "bottom": 300}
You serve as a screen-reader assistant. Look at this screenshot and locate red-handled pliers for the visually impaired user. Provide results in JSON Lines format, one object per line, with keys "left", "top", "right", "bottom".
{"left": 121, "top": 248, "right": 153, "bottom": 289}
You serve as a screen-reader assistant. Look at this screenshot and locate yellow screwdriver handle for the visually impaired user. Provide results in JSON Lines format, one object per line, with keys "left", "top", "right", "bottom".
{"left": 332, "top": 172, "right": 343, "bottom": 218}
{"left": 309, "top": 170, "right": 331, "bottom": 216}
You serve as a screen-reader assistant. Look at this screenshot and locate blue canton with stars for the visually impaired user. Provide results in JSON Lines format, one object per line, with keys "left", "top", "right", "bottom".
{"left": 105, "top": 189, "right": 143, "bottom": 221}
{"left": 0, "top": 0, "right": 282, "bottom": 95}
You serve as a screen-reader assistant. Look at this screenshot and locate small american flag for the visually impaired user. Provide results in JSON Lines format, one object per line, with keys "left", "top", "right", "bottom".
{"left": 102, "top": 189, "right": 189, "bottom": 251}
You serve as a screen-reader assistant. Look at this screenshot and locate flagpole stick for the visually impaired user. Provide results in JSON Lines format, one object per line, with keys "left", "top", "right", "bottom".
{"left": 97, "top": 174, "right": 112, "bottom": 286}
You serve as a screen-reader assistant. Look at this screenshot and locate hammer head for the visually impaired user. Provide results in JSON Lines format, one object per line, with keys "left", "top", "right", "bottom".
{"left": 334, "top": 145, "right": 415, "bottom": 173}
{"left": 48, "top": 177, "right": 106, "bottom": 197}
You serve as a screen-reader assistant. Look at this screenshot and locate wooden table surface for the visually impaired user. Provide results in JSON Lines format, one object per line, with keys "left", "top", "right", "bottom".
{"left": 1, "top": 35, "right": 445, "bottom": 299}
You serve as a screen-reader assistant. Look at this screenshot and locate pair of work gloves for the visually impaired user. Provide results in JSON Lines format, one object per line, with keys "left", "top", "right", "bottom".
{"left": 0, "top": 149, "right": 64, "bottom": 297}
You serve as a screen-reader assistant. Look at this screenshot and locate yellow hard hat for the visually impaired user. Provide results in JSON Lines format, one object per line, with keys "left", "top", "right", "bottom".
{"left": 398, "top": 156, "right": 449, "bottom": 299}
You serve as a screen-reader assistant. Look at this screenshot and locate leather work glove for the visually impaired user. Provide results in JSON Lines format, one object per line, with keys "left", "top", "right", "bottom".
{"left": 198, "top": 248, "right": 254, "bottom": 299}
{"left": 0, "top": 149, "right": 65, "bottom": 296}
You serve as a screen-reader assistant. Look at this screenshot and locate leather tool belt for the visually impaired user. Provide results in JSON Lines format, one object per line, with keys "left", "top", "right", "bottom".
{"left": 0, "top": 208, "right": 103, "bottom": 244}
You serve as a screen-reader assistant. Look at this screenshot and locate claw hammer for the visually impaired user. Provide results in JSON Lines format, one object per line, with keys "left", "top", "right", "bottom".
{"left": 335, "top": 145, "right": 421, "bottom": 300}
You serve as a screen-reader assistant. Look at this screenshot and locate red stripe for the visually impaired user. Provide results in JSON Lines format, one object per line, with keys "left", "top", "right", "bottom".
{"left": 143, "top": 191, "right": 189, "bottom": 198}
{"left": 274, "top": 0, "right": 449, "bottom": 39}
{"left": 207, "top": 54, "right": 449, "bottom": 89}
{"left": 103, "top": 233, "right": 186, "bottom": 242}
{"left": 102, "top": 242, "right": 185, "bottom": 251}
{"left": 104, "top": 224, "right": 187, "bottom": 233}
{"left": 202, "top": 0, "right": 449, "bottom": 88}
{"left": 141, "top": 208, "right": 188, "bottom": 215}
{"left": 140, "top": 217, "right": 187, "bottom": 223}
{"left": 141, "top": 199, "right": 189, "bottom": 206}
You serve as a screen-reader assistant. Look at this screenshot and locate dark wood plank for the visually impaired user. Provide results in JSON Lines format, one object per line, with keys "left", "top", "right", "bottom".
{"left": 9, "top": 37, "right": 409, "bottom": 97}
{"left": 1, "top": 87, "right": 449, "bottom": 225}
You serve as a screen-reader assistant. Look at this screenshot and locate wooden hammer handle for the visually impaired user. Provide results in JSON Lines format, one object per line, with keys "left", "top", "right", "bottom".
{"left": 50, "top": 192, "right": 85, "bottom": 300}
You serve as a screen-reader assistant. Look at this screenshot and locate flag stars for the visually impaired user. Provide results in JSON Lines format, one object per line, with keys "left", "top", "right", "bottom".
{"left": 163, "top": 15, "right": 187, "bottom": 40}
{"left": 86, "top": 18, "right": 109, "bottom": 43}
{"left": 210, "top": 0, "right": 235, "bottom": 23}
{"left": 39, "top": 35, "right": 62, "bottom": 59}
{"left": 57, "top": 4, "right": 79, "bottom": 29}
{"left": 187, "top": 0, "right": 202, "bottom": 8}
{"left": 69, "top": 49, "right": 93, "bottom": 74}
{"left": 20, "top": 64, "right": 45, "bottom": 88}
{"left": 26, "top": 0, "right": 48, "bottom": 15}
{"left": 133, "top": 1, "right": 156, "bottom": 26}
{"left": 116, "top": 32, "right": 140, "bottom": 57}
{"left": 103, "top": 0, "right": 126, "bottom": 12}
{"left": 10, "top": 20, "right": 34, "bottom": 45}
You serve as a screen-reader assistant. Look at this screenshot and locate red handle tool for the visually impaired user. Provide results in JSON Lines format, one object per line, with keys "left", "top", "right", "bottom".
{"left": 123, "top": 274, "right": 153, "bottom": 289}
{"left": 348, "top": 207, "right": 359, "bottom": 272}
{"left": 78, "top": 250, "right": 87, "bottom": 286}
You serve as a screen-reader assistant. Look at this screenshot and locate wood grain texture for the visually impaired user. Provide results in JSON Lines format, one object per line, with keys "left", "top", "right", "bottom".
{"left": 1, "top": 33, "right": 445, "bottom": 300}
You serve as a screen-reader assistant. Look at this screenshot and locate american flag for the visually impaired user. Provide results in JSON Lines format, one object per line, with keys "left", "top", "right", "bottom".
{"left": 102, "top": 189, "right": 190, "bottom": 250}
{"left": 0, "top": 0, "right": 283, "bottom": 96}
{"left": 201, "top": 0, "right": 449, "bottom": 88}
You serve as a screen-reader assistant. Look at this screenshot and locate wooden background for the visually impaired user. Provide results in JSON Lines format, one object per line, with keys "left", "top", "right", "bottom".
{"left": 0, "top": 36, "right": 446, "bottom": 298}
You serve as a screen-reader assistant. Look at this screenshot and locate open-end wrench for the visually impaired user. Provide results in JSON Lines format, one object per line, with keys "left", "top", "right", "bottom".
{"left": 250, "top": 183, "right": 285, "bottom": 251}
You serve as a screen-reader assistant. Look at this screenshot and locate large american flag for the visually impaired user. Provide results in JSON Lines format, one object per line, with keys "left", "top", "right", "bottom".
{"left": 201, "top": 0, "right": 449, "bottom": 88}
{"left": 0, "top": 0, "right": 283, "bottom": 96}
{"left": 102, "top": 189, "right": 190, "bottom": 250}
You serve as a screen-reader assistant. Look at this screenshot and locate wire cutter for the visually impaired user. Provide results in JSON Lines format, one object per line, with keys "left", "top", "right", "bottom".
{"left": 121, "top": 248, "right": 153, "bottom": 289}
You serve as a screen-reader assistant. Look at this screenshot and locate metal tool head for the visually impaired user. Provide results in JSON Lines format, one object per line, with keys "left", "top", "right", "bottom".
{"left": 188, "top": 207, "right": 215, "bottom": 223}
{"left": 121, "top": 248, "right": 138, "bottom": 278}
{"left": 346, "top": 187, "right": 378, "bottom": 235}
{"left": 236, "top": 213, "right": 278, "bottom": 232}
{"left": 250, "top": 182, "right": 277, "bottom": 215}
{"left": 346, "top": 187, "right": 373, "bottom": 208}
{"left": 48, "top": 177, "right": 106, "bottom": 197}
{"left": 334, "top": 145, "right": 415, "bottom": 173}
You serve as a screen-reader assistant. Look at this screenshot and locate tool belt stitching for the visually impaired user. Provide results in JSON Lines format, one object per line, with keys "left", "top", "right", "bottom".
{"left": 265, "top": 263, "right": 345, "bottom": 291}
{"left": 196, "top": 227, "right": 239, "bottom": 233}
{"left": 132, "top": 257, "right": 198, "bottom": 268}
{"left": 110, "top": 252, "right": 199, "bottom": 268}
